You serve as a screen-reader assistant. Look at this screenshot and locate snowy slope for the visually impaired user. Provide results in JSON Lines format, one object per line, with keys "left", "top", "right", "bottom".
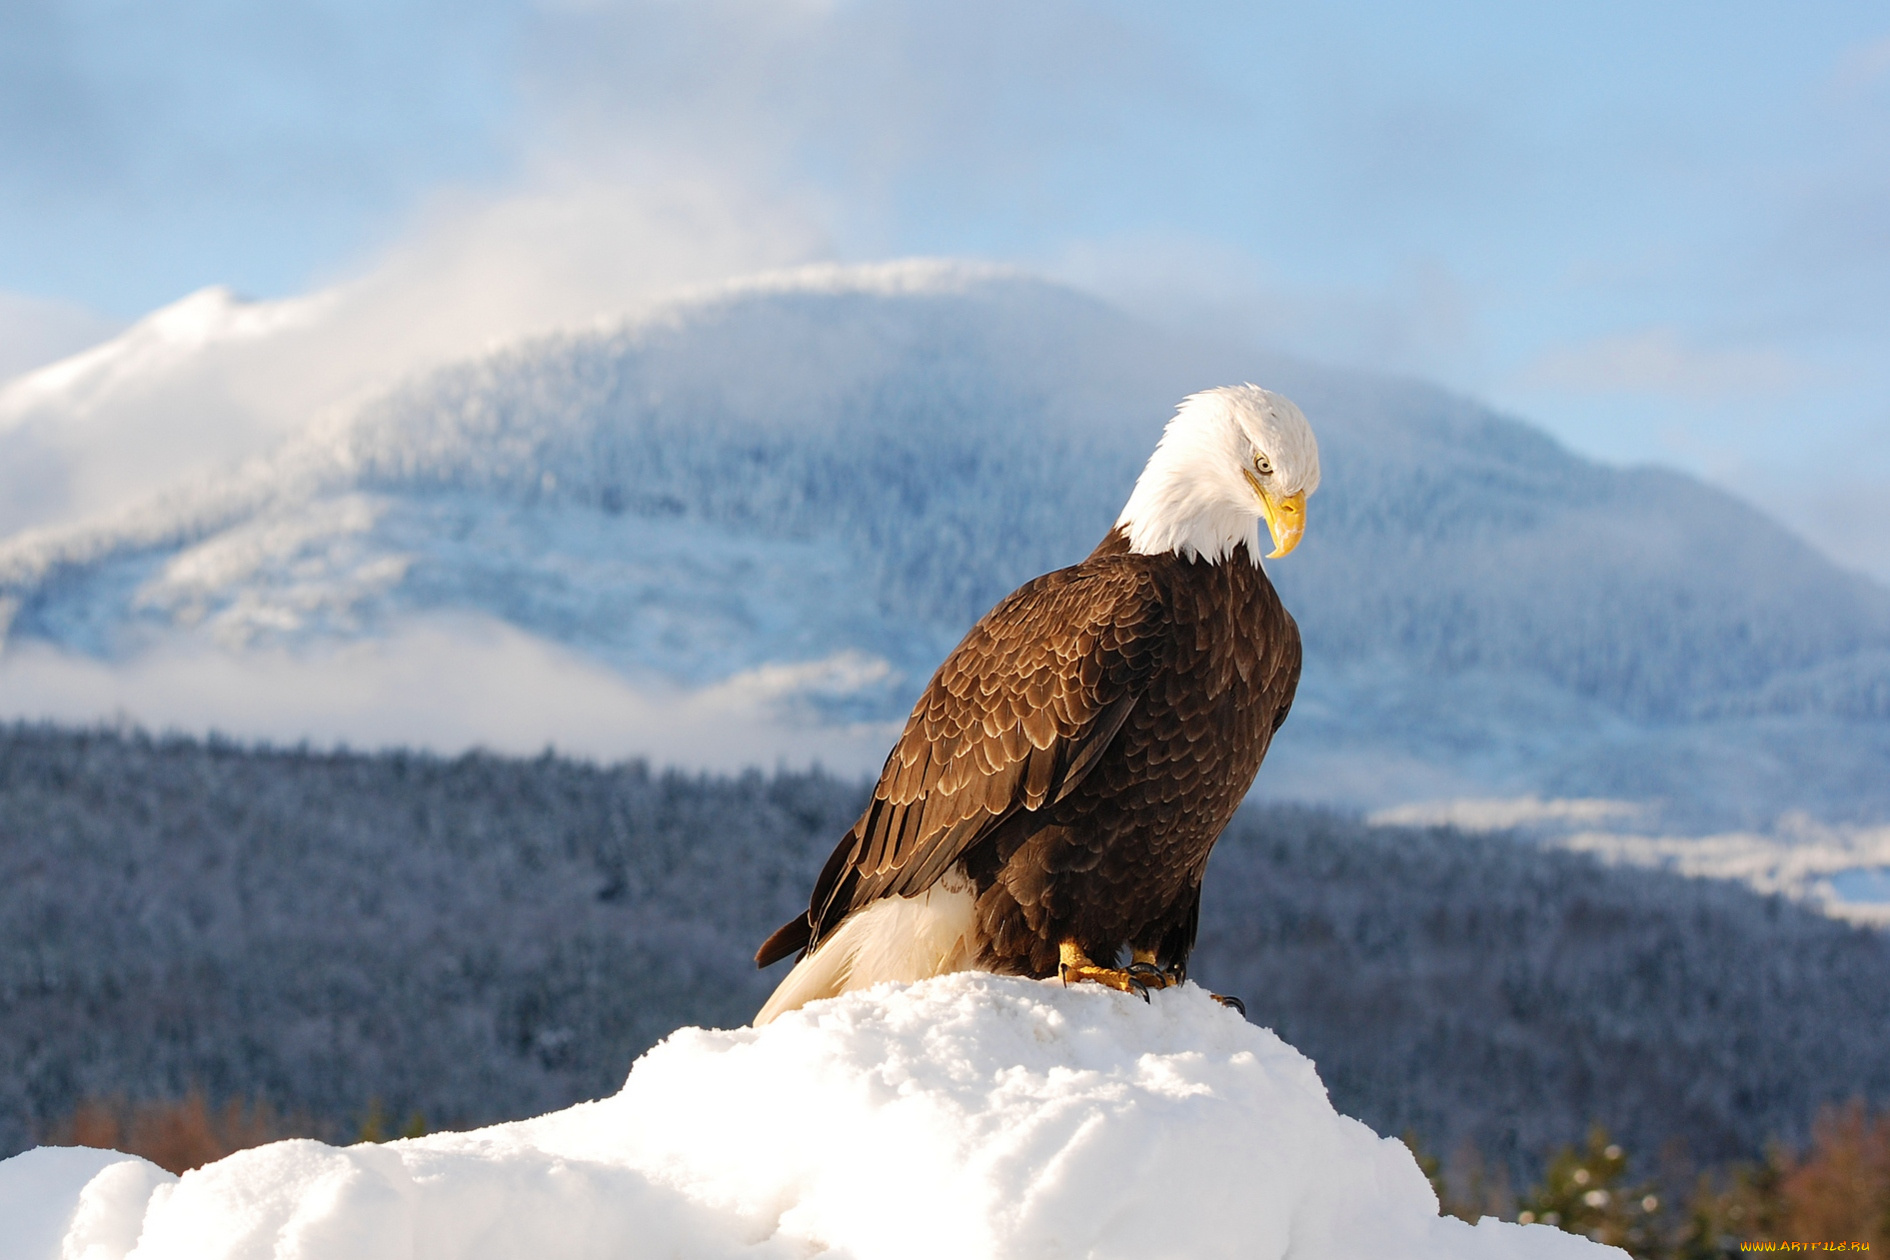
{"left": 0, "top": 287, "right": 335, "bottom": 539}
{"left": 0, "top": 975, "right": 1617, "bottom": 1260}
{"left": 2, "top": 261, "right": 1888, "bottom": 821}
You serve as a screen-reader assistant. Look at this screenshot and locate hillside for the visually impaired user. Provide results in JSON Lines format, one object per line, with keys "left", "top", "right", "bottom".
{"left": 2, "top": 264, "right": 1887, "bottom": 823}
{"left": 2, "top": 724, "right": 1885, "bottom": 1175}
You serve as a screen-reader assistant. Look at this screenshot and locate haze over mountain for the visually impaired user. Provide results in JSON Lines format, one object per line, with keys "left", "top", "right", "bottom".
{"left": 2, "top": 261, "right": 1887, "bottom": 827}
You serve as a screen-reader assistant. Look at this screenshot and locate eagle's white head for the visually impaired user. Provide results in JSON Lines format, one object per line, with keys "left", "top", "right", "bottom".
{"left": 1115, "top": 384, "right": 1322, "bottom": 565}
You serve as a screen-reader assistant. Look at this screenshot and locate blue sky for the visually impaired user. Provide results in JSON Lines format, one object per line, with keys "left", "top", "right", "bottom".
{"left": 3, "top": 0, "right": 1887, "bottom": 578}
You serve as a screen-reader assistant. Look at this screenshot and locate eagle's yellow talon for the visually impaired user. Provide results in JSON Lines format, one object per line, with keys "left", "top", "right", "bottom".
{"left": 1058, "top": 942, "right": 1176, "bottom": 999}
{"left": 1125, "top": 960, "right": 1173, "bottom": 987}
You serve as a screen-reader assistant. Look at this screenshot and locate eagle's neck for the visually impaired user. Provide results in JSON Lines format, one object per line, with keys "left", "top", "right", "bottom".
{"left": 1114, "top": 418, "right": 1262, "bottom": 566}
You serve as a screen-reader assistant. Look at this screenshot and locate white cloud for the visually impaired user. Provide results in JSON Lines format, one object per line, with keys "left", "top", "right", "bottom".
{"left": 0, "top": 616, "right": 896, "bottom": 774}
{"left": 1832, "top": 32, "right": 1890, "bottom": 96}
{"left": 512, "top": 0, "right": 1183, "bottom": 238}
{"left": 330, "top": 175, "right": 826, "bottom": 362}
{"left": 0, "top": 291, "right": 122, "bottom": 384}
{"left": 1517, "top": 327, "right": 1802, "bottom": 399}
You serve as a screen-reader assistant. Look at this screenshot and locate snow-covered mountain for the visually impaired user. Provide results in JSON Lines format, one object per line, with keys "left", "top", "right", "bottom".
{"left": 0, "top": 286, "right": 336, "bottom": 539}
{"left": 2, "top": 260, "right": 1888, "bottom": 824}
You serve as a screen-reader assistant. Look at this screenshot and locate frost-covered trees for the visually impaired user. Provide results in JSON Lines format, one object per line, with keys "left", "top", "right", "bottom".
{"left": 2, "top": 723, "right": 1887, "bottom": 1175}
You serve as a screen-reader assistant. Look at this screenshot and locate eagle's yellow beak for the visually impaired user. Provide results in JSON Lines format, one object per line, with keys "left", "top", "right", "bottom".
{"left": 1244, "top": 470, "right": 1307, "bottom": 558}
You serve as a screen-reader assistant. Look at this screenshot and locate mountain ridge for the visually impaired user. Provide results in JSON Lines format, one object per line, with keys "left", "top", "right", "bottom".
{"left": 1, "top": 261, "right": 1886, "bottom": 823}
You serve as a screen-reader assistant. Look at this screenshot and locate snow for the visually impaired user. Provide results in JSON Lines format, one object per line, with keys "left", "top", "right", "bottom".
{"left": 1556, "top": 819, "right": 1890, "bottom": 929}
{"left": 0, "top": 287, "right": 317, "bottom": 426}
{"left": 1367, "top": 796, "right": 1890, "bottom": 929}
{"left": 1368, "top": 796, "right": 1648, "bottom": 834}
{"left": 0, "top": 974, "right": 1619, "bottom": 1260}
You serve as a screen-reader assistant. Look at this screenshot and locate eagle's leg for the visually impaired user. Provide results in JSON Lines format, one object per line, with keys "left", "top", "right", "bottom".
{"left": 1059, "top": 941, "right": 1169, "bottom": 1000}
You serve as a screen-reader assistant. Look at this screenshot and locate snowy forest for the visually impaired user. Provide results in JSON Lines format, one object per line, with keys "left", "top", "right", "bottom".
{"left": 3, "top": 720, "right": 1886, "bottom": 1188}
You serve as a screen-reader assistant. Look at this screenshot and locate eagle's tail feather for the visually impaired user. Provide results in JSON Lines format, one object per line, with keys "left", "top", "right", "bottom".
{"left": 755, "top": 915, "right": 811, "bottom": 968}
{"left": 753, "top": 931, "right": 858, "bottom": 1026}
{"left": 752, "top": 867, "right": 977, "bottom": 1026}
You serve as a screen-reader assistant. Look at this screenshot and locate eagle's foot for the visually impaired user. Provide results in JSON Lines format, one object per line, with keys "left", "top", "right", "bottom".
{"left": 1128, "top": 949, "right": 1186, "bottom": 988}
{"left": 1128, "top": 961, "right": 1189, "bottom": 1000}
{"left": 1060, "top": 961, "right": 1156, "bottom": 1000}
{"left": 1210, "top": 992, "right": 1248, "bottom": 1016}
{"left": 1058, "top": 943, "right": 1176, "bottom": 1002}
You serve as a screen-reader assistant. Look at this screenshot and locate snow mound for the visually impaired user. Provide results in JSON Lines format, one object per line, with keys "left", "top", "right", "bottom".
{"left": 0, "top": 974, "right": 1616, "bottom": 1260}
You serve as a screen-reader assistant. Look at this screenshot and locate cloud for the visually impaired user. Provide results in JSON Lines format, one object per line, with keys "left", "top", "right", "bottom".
{"left": 0, "top": 290, "right": 122, "bottom": 383}
{"left": 1516, "top": 328, "right": 1803, "bottom": 400}
{"left": 335, "top": 175, "right": 826, "bottom": 358}
{"left": 1832, "top": 33, "right": 1890, "bottom": 96}
{"left": 513, "top": 0, "right": 1189, "bottom": 232}
{"left": 0, "top": 615, "right": 896, "bottom": 773}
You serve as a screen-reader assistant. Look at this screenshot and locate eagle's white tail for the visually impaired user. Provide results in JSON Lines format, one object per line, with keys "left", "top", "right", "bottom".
{"left": 753, "top": 866, "right": 978, "bottom": 1025}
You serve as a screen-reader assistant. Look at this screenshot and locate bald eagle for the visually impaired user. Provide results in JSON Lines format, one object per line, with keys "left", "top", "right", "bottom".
{"left": 754, "top": 385, "right": 1319, "bottom": 1023}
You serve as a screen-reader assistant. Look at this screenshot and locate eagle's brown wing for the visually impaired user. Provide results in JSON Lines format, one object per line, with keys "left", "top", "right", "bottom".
{"left": 755, "top": 551, "right": 1166, "bottom": 966}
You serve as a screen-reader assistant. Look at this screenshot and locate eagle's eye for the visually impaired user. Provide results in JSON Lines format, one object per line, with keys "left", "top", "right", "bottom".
{"left": 1253, "top": 453, "right": 1273, "bottom": 476}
